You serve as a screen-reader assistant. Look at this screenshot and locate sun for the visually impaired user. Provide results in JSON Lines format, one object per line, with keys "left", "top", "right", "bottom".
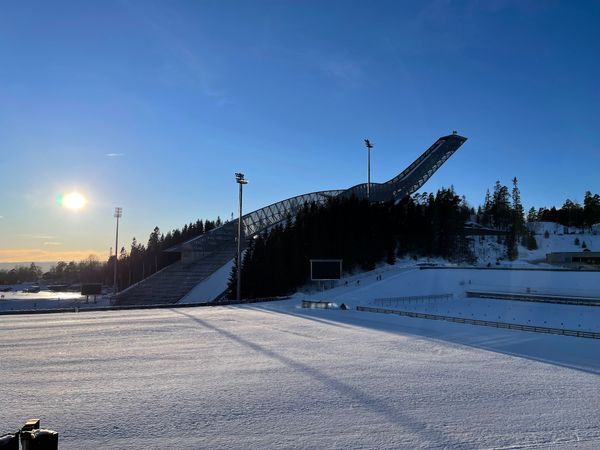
{"left": 60, "top": 192, "right": 87, "bottom": 210}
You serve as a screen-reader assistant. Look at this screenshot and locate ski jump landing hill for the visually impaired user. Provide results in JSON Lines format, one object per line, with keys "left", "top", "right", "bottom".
{"left": 115, "top": 133, "right": 468, "bottom": 305}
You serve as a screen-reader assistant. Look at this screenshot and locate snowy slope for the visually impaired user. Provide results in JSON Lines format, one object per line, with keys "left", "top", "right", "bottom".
{"left": 470, "top": 222, "right": 600, "bottom": 264}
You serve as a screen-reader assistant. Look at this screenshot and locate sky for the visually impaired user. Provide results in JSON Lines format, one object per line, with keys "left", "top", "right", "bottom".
{"left": 1, "top": 0, "right": 599, "bottom": 264}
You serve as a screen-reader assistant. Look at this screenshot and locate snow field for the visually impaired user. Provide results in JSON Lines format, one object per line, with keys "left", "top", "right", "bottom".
{"left": 311, "top": 266, "right": 600, "bottom": 306}
{"left": 0, "top": 291, "right": 110, "bottom": 312}
{"left": 368, "top": 296, "right": 600, "bottom": 332}
{"left": 1, "top": 305, "right": 600, "bottom": 449}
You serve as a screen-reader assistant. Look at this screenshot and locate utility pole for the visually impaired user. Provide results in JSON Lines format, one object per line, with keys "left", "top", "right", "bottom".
{"left": 113, "top": 207, "right": 122, "bottom": 295}
{"left": 364, "top": 139, "right": 373, "bottom": 199}
{"left": 235, "top": 173, "right": 248, "bottom": 301}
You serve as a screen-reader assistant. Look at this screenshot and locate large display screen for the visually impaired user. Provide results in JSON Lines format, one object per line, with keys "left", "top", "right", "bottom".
{"left": 310, "top": 260, "right": 342, "bottom": 280}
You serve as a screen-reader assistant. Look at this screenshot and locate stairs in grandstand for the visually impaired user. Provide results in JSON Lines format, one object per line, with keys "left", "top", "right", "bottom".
{"left": 114, "top": 245, "right": 236, "bottom": 306}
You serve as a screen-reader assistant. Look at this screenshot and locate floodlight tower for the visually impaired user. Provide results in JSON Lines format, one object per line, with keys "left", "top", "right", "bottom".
{"left": 235, "top": 173, "right": 248, "bottom": 301}
{"left": 364, "top": 138, "right": 373, "bottom": 199}
{"left": 113, "top": 207, "right": 122, "bottom": 295}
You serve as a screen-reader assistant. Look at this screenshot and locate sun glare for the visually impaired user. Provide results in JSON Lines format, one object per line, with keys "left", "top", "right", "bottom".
{"left": 60, "top": 192, "right": 87, "bottom": 210}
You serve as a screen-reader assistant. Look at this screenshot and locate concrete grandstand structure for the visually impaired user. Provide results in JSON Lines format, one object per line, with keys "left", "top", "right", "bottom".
{"left": 115, "top": 133, "right": 467, "bottom": 305}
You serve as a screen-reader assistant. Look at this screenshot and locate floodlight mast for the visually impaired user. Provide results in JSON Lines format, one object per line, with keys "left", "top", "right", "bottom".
{"left": 113, "top": 207, "right": 122, "bottom": 296}
{"left": 364, "top": 139, "right": 373, "bottom": 199}
{"left": 235, "top": 173, "right": 248, "bottom": 301}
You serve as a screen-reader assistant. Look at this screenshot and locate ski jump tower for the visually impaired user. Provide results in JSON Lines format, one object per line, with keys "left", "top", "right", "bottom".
{"left": 115, "top": 133, "right": 467, "bottom": 305}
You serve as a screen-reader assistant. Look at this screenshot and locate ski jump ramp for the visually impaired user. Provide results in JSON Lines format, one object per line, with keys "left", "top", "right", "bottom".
{"left": 116, "top": 133, "right": 467, "bottom": 305}
{"left": 176, "top": 132, "right": 467, "bottom": 260}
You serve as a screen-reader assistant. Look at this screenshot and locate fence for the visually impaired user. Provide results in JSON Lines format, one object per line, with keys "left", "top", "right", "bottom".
{"left": 372, "top": 294, "right": 453, "bottom": 308}
{"left": 465, "top": 291, "right": 600, "bottom": 307}
{"left": 0, "top": 296, "right": 290, "bottom": 316}
{"left": 301, "top": 300, "right": 337, "bottom": 309}
{"left": 356, "top": 306, "right": 600, "bottom": 340}
{"left": 418, "top": 266, "right": 600, "bottom": 273}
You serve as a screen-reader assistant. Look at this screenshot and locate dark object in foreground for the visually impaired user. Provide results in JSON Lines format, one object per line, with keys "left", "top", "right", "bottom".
{"left": 0, "top": 419, "right": 60, "bottom": 450}
{"left": 20, "top": 429, "right": 59, "bottom": 450}
{"left": 0, "top": 433, "right": 18, "bottom": 450}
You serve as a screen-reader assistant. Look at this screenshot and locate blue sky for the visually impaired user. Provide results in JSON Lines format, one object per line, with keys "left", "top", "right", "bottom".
{"left": 1, "top": 0, "right": 599, "bottom": 262}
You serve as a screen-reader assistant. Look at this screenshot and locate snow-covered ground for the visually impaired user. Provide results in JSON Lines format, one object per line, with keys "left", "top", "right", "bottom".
{"left": 2, "top": 229, "right": 599, "bottom": 448}
{"left": 0, "top": 289, "right": 110, "bottom": 311}
{"left": 471, "top": 222, "right": 600, "bottom": 266}
{"left": 303, "top": 264, "right": 600, "bottom": 304}
{"left": 1, "top": 301, "right": 599, "bottom": 449}
{"left": 368, "top": 296, "right": 600, "bottom": 332}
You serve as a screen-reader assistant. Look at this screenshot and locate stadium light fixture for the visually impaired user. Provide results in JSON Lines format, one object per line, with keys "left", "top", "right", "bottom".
{"left": 235, "top": 173, "right": 248, "bottom": 301}
{"left": 114, "top": 207, "right": 122, "bottom": 296}
{"left": 364, "top": 139, "right": 374, "bottom": 199}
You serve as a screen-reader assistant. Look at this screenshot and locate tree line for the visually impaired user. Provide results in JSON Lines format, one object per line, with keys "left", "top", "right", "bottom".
{"left": 474, "top": 177, "right": 537, "bottom": 258}
{"left": 527, "top": 191, "right": 600, "bottom": 228}
{"left": 111, "top": 217, "right": 222, "bottom": 290}
{"left": 0, "top": 263, "right": 44, "bottom": 285}
{"left": 227, "top": 188, "right": 472, "bottom": 299}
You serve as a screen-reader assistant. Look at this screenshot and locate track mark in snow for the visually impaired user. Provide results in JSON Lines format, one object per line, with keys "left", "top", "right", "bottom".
{"left": 170, "top": 308, "right": 466, "bottom": 448}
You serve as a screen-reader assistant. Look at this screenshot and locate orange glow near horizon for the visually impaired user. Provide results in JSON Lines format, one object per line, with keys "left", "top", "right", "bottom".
{"left": 0, "top": 248, "right": 108, "bottom": 264}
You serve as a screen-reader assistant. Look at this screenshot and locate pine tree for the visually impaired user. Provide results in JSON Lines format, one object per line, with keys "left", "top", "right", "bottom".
{"left": 482, "top": 189, "right": 492, "bottom": 226}
{"left": 506, "top": 231, "right": 518, "bottom": 261}
{"left": 226, "top": 256, "right": 239, "bottom": 300}
{"left": 512, "top": 177, "right": 525, "bottom": 234}
{"left": 583, "top": 191, "right": 600, "bottom": 228}
{"left": 526, "top": 232, "right": 538, "bottom": 250}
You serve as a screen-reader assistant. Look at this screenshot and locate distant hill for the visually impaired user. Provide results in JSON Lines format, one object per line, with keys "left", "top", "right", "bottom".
{"left": 0, "top": 262, "right": 56, "bottom": 272}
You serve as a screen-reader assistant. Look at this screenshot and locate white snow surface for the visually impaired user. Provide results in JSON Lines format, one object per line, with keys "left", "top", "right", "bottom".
{"left": 522, "top": 222, "right": 600, "bottom": 260}
{"left": 2, "top": 224, "right": 600, "bottom": 448}
{"left": 2, "top": 282, "right": 600, "bottom": 448}
{"left": 179, "top": 258, "right": 233, "bottom": 304}
{"left": 0, "top": 290, "right": 110, "bottom": 311}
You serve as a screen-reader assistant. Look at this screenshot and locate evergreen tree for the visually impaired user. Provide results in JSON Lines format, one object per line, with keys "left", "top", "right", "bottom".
{"left": 147, "top": 227, "right": 161, "bottom": 273}
{"left": 231, "top": 189, "right": 472, "bottom": 299}
{"left": 489, "top": 181, "right": 511, "bottom": 229}
{"left": 583, "top": 191, "right": 600, "bottom": 228}
{"left": 526, "top": 232, "right": 538, "bottom": 250}
{"left": 511, "top": 177, "right": 525, "bottom": 234}
{"left": 227, "top": 256, "right": 239, "bottom": 300}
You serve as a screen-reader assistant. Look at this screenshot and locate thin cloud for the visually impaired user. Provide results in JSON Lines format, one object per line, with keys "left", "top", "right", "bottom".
{"left": 106, "top": 153, "right": 125, "bottom": 157}
{"left": 0, "top": 248, "right": 106, "bottom": 263}
{"left": 17, "top": 234, "right": 56, "bottom": 240}
{"left": 263, "top": 45, "right": 365, "bottom": 88}
{"left": 320, "top": 57, "right": 364, "bottom": 87}
{"left": 121, "top": 1, "right": 231, "bottom": 105}
{"left": 43, "top": 242, "right": 62, "bottom": 246}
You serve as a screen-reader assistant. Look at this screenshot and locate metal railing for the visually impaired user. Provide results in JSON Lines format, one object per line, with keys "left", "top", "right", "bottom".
{"left": 356, "top": 306, "right": 600, "bottom": 340}
{"left": 465, "top": 291, "right": 600, "bottom": 307}
{"left": 372, "top": 294, "right": 453, "bottom": 307}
